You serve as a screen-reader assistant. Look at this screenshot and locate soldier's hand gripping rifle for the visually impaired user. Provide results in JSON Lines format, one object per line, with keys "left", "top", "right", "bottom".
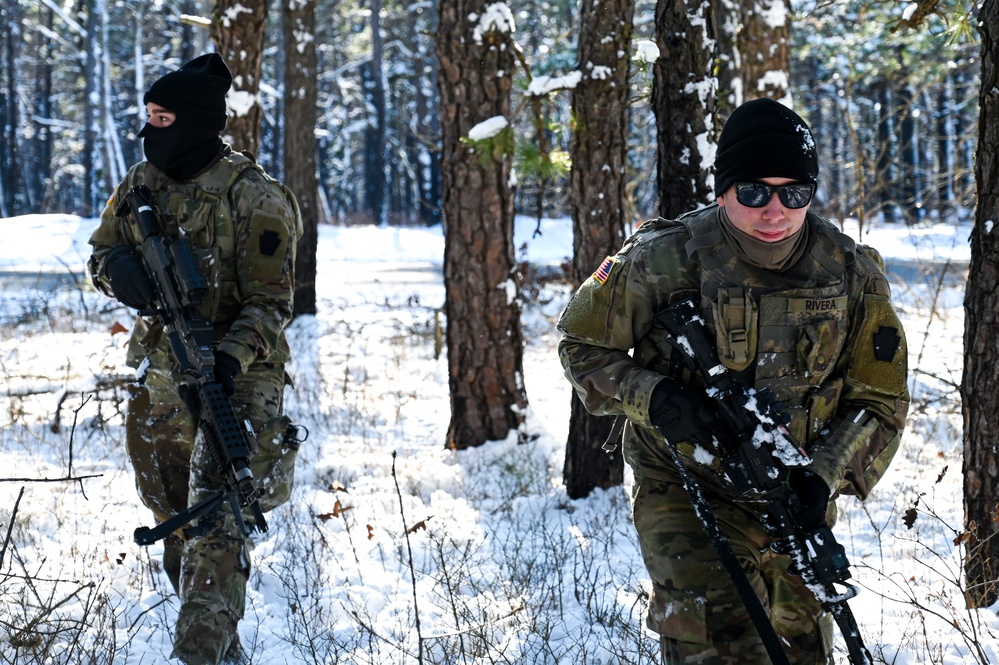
{"left": 655, "top": 297, "right": 873, "bottom": 665}
{"left": 114, "top": 185, "right": 268, "bottom": 547}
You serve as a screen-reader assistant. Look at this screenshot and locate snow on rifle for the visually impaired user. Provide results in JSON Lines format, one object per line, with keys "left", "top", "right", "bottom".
{"left": 656, "top": 297, "right": 873, "bottom": 665}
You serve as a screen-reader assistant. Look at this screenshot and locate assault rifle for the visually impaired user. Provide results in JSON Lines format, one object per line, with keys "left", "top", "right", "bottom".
{"left": 114, "top": 185, "right": 268, "bottom": 546}
{"left": 655, "top": 297, "right": 872, "bottom": 665}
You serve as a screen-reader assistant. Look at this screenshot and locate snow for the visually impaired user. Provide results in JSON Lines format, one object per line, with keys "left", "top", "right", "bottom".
{"left": 227, "top": 89, "right": 258, "bottom": 118}
{"left": 467, "top": 115, "right": 509, "bottom": 141}
{"left": 525, "top": 71, "right": 584, "bottom": 96}
{"left": 633, "top": 39, "right": 660, "bottom": 65}
{"left": 759, "top": 0, "right": 789, "bottom": 29}
{"left": 469, "top": 3, "right": 516, "bottom": 45}
{"left": 220, "top": 4, "right": 253, "bottom": 29}
{"left": 0, "top": 212, "right": 993, "bottom": 663}
{"left": 588, "top": 65, "right": 613, "bottom": 81}
{"left": 756, "top": 69, "right": 790, "bottom": 94}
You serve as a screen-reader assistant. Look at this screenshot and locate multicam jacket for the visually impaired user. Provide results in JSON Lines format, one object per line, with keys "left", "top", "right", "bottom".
{"left": 558, "top": 204, "right": 909, "bottom": 501}
{"left": 89, "top": 146, "right": 302, "bottom": 374}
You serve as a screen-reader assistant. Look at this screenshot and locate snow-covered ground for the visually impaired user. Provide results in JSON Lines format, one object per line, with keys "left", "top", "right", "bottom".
{"left": 0, "top": 212, "right": 989, "bottom": 664}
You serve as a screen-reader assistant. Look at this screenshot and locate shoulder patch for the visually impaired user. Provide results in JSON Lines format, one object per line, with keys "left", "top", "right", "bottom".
{"left": 873, "top": 326, "right": 901, "bottom": 361}
{"left": 593, "top": 256, "right": 619, "bottom": 285}
{"left": 259, "top": 229, "right": 282, "bottom": 256}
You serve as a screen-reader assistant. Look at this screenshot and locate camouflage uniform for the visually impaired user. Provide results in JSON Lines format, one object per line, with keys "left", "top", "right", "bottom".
{"left": 89, "top": 146, "right": 302, "bottom": 665}
{"left": 558, "top": 205, "right": 909, "bottom": 663}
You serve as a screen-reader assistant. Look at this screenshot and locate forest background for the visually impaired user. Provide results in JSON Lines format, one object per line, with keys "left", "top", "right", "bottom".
{"left": 0, "top": 0, "right": 981, "bottom": 227}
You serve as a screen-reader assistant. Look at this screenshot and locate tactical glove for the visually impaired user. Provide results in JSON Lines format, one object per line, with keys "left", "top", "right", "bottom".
{"left": 177, "top": 383, "right": 201, "bottom": 420}
{"left": 787, "top": 468, "right": 831, "bottom": 530}
{"left": 104, "top": 247, "right": 156, "bottom": 310}
{"left": 649, "top": 380, "right": 726, "bottom": 447}
{"left": 213, "top": 350, "right": 242, "bottom": 396}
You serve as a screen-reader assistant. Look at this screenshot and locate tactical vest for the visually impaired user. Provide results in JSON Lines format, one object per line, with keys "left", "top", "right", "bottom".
{"left": 665, "top": 206, "right": 860, "bottom": 449}
{"left": 122, "top": 152, "right": 271, "bottom": 366}
{"left": 142, "top": 152, "right": 261, "bottom": 321}
{"left": 112, "top": 154, "right": 303, "bottom": 512}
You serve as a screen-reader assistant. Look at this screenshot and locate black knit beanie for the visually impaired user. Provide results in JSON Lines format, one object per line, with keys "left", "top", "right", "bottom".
{"left": 143, "top": 53, "right": 232, "bottom": 132}
{"left": 714, "top": 98, "right": 818, "bottom": 198}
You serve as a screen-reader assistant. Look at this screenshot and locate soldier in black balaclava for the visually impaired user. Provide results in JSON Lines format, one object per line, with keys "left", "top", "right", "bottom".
{"left": 88, "top": 52, "right": 303, "bottom": 665}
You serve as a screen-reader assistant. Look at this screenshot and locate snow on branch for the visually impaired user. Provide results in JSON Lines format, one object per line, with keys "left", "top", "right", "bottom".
{"left": 633, "top": 39, "right": 660, "bottom": 65}
{"left": 524, "top": 71, "right": 583, "bottom": 97}
{"left": 469, "top": 3, "right": 516, "bottom": 45}
{"left": 468, "top": 115, "right": 510, "bottom": 141}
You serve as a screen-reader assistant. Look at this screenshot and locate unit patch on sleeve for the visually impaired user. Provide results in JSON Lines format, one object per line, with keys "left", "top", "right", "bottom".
{"left": 873, "top": 325, "right": 901, "bottom": 361}
{"left": 259, "top": 229, "right": 283, "bottom": 256}
{"left": 593, "top": 256, "right": 619, "bottom": 285}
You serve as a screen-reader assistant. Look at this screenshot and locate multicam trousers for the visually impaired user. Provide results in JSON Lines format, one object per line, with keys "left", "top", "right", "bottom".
{"left": 125, "top": 352, "right": 287, "bottom": 665}
{"left": 632, "top": 477, "right": 834, "bottom": 665}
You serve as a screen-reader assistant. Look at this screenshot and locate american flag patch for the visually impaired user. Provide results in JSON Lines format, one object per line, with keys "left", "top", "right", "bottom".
{"left": 593, "top": 256, "right": 618, "bottom": 285}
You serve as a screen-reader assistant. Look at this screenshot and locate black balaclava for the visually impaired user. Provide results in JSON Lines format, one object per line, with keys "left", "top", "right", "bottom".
{"left": 139, "top": 52, "right": 232, "bottom": 181}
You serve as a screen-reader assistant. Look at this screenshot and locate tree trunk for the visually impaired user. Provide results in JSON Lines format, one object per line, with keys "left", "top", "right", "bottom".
{"left": 436, "top": 0, "right": 528, "bottom": 449}
{"left": 406, "top": 3, "right": 440, "bottom": 227}
{"left": 562, "top": 0, "right": 633, "bottom": 499}
{"left": 936, "top": 75, "right": 955, "bottom": 218}
{"left": 898, "top": 77, "right": 922, "bottom": 224}
{"left": 875, "top": 82, "right": 901, "bottom": 224}
{"left": 715, "top": 0, "right": 790, "bottom": 125}
{"left": 955, "top": 66, "right": 977, "bottom": 207}
{"left": 739, "top": 0, "right": 790, "bottom": 103}
{"left": 364, "top": 0, "right": 387, "bottom": 226}
{"left": 211, "top": 0, "right": 268, "bottom": 156}
{"left": 963, "top": 0, "right": 999, "bottom": 609}
{"left": 180, "top": 0, "right": 197, "bottom": 64}
{"left": 0, "top": 0, "right": 21, "bottom": 216}
{"left": 654, "top": 0, "right": 717, "bottom": 217}
{"left": 100, "top": 0, "right": 124, "bottom": 190}
{"left": 32, "top": 5, "right": 54, "bottom": 212}
{"left": 283, "top": 0, "right": 319, "bottom": 317}
{"left": 82, "top": 0, "right": 99, "bottom": 217}
{"left": 713, "top": 0, "right": 739, "bottom": 118}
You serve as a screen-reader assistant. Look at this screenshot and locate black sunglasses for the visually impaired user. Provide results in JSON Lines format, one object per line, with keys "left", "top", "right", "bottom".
{"left": 733, "top": 182, "right": 816, "bottom": 209}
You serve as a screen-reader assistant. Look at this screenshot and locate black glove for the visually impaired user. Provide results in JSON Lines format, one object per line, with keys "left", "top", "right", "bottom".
{"left": 213, "top": 350, "right": 242, "bottom": 396}
{"left": 788, "top": 468, "right": 831, "bottom": 530}
{"left": 649, "top": 380, "right": 726, "bottom": 446}
{"left": 104, "top": 247, "right": 156, "bottom": 310}
{"left": 177, "top": 383, "right": 201, "bottom": 420}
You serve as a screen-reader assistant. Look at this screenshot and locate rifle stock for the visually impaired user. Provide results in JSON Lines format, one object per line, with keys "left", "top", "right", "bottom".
{"left": 656, "top": 297, "right": 872, "bottom": 665}
{"left": 115, "top": 185, "right": 267, "bottom": 546}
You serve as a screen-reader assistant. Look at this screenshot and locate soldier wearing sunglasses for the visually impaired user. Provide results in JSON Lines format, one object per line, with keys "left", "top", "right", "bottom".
{"left": 558, "top": 98, "right": 909, "bottom": 664}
